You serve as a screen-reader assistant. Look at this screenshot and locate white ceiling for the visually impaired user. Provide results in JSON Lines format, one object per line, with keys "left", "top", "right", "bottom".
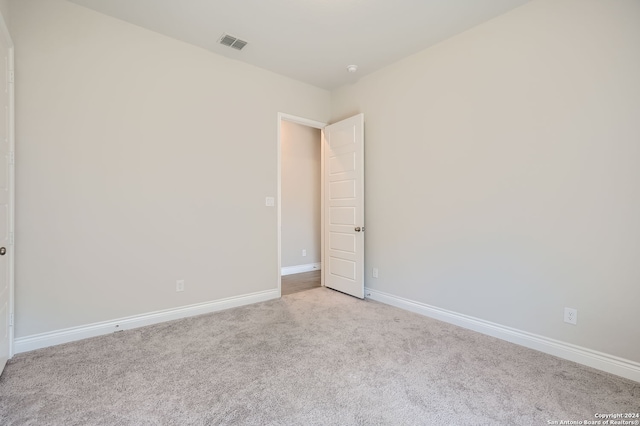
{"left": 68, "top": 0, "right": 531, "bottom": 90}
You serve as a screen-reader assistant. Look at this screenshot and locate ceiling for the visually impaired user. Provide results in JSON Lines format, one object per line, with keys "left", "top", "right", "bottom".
{"left": 68, "top": 0, "right": 531, "bottom": 90}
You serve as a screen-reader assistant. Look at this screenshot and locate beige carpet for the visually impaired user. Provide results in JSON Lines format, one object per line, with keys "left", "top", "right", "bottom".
{"left": 0, "top": 288, "right": 638, "bottom": 425}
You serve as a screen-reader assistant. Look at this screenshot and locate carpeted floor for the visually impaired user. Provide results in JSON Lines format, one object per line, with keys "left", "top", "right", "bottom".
{"left": 0, "top": 288, "right": 638, "bottom": 425}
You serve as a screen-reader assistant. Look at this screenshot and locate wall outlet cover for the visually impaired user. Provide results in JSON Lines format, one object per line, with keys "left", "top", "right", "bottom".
{"left": 564, "top": 307, "right": 577, "bottom": 325}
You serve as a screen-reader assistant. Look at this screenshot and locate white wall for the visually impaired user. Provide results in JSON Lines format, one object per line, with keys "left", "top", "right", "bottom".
{"left": 280, "top": 121, "right": 321, "bottom": 269}
{"left": 331, "top": 0, "right": 640, "bottom": 363}
{"left": 12, "top": 0, "right": 330, "bottom": 338}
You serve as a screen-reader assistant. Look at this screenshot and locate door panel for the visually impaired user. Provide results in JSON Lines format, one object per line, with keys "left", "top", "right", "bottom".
{"left": 330, "top": 207, "right": 355, "bottom": 225}
{"left": 329, "top": 180, "right": 355, "bottom": 199}
{"left": 330, "top": 233, "right": 356, "bottom": 252}
{"left": 330, "top": 257, "right": 356, "bottom": 280}
{"left": 330, "top": 153, "right": 356, "bottom": 174}
{"left": 324, "top": 114, "right": 364, "bottom": 299}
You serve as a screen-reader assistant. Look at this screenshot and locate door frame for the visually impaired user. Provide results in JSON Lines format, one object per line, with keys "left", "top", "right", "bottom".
{"left": 0, "top": 10, "right": 15, "bottom": 361}
{"left": 277, "top": 113, "right": 327, "bottom": 296}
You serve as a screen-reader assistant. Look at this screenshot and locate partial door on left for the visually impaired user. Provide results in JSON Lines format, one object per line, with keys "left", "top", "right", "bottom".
{"left": 0, "top": 14, "right": 14, "bottom": 376}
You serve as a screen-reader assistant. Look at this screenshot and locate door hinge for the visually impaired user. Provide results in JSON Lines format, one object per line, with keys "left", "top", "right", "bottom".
{"left": 9, "top": 232, "right": 14, "bottom": 245}
{"left": 9, "top": 151, "right": 14, "bottom": 165}
{"left": 9, "top": 313, "right": 14, "bottom": 326}
{"left": 8, "top": 70, "right": 14, "bottom": 84}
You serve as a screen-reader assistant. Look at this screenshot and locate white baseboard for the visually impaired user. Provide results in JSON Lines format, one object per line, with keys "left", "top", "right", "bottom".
{"left": 365, "top": 287, "right": 640, "bottom": 383}
{"left": 14, "top": 289, "right": 280, "bottom": 354}
{"left": 281, "top": 262, "right": 321, "bottom": 276}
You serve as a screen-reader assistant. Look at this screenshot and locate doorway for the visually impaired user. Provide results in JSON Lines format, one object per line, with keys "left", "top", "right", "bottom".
{"left": 277, "top": 113, "right": 365, "bottom": 299}
{"left": 277, "top": 114, "right": 326, "bottom": 296}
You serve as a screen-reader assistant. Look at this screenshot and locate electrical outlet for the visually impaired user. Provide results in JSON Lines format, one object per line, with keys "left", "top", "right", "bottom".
{"left": 372, "top": 268, "right": 379, "bottom": 278}
{"left": 564, "top": 307, "right": 577, "bottom": 325}
{"left": 176, "top": 280, "right": 185, "bottom": 292}
{"left": 302, "top": 249, "right": 307, "bottom": 257}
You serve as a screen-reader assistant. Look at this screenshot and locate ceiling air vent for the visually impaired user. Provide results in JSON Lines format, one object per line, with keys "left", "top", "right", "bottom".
{"left": 219, "top": 33, "right": 248, "bottom": 51}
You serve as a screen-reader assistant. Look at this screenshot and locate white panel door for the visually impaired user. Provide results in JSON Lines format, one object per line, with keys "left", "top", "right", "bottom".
{"left": 0, "top": 17, "right": 13, "bottom": 376}
{"left": 324, "top": 114, "right": 364, "bottom": 298}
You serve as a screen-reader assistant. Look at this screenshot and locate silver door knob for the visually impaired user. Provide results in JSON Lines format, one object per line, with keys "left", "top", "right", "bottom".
{"left": 355, "top": 227, "right": 361, "bottom": 232}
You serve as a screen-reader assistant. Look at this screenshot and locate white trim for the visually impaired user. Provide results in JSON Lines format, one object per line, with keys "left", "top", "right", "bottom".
{"left": 365, "top": 288, "right": 640, "bottom": 383}
{"left": 279, "top": 113, "right": 326, "bottom": 129}
{"left": 277, "top": 113, "right": 327, "bottom": 296}
{"left": 320, "top": 129, "right": 325, "bottom": 288}
{"left": 8, "top": 44, "right": 14, "bottom": 360}
{"left": 14, "top": 289, "right": 279, "bottom": 354}
{"left": 281, "top": 262, "right": 322, "bottom": 276}
{"left": 0, "top": 8, "right": 14, "bottom": 362}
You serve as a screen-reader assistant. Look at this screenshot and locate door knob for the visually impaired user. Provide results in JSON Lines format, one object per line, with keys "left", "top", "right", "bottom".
{"left": 354, "top": 227, "right": 361, "bottom": 232}
{"left": 0, "top": 247, "right": 5, "bottom": 256}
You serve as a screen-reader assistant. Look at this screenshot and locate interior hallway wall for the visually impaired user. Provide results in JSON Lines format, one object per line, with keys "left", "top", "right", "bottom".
{"left": 331, "top": 0, "right": 640, "bottom": 363}
{"left": 11, "top": 0, "right": 330, "bottom": 338}
{"left": 280, "top": 121, "right": 321, "bottom": 270}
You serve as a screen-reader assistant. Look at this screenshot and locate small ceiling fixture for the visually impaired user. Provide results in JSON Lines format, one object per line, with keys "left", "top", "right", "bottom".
{"left": 347, "top": 65, "right": 358, "bottom": 73}
{"left": 219, "top": 33, "right": 248, "bottom": 51}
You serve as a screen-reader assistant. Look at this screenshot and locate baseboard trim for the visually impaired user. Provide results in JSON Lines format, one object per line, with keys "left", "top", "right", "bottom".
{"left": 365, "top": 287, "right": 640, "bottom": 383}
{"left": 281, "top": 262, "right": 321, "bottom": 276}
{"left": 14, "top": 289, "right": 280, "bottom": 354}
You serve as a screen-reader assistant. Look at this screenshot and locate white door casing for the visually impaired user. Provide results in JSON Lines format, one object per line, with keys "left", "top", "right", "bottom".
{"left": 323, "top": 114, "right": 364, "bottom": 299}
{"left": 0, "top": 10, "right": 14, "bottom": 376}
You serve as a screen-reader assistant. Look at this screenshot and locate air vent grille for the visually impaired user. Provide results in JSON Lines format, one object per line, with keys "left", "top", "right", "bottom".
{"left": 219, "top": 33, "right": 248, "bottom": 51}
